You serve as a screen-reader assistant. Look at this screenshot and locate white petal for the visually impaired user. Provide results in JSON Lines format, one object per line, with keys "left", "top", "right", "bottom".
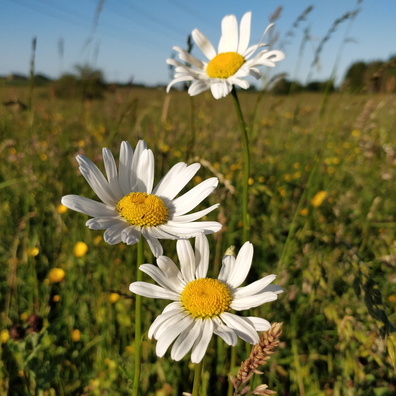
{"left": 191, "top": 319, "right": 214, "bottom": 363}
{"left": 177, "top": 239, "right": 196, "bottom": 283}
{"left": 192, "top": 29, "right": 216, "bottom": 60}
{"left": 103, "top": 222, "right": 129, "bottom": 244}
{"left": 144, "top": 225, "right": 177, "bottom": 240}
{"left": 102, "top": 147, "right": 123, "bottom": 198}
{"left": 266, "top": 284, "right": 284, "bottom": 294}
{"left": 167, "top": 75, "right": 195, "bottom": 92}
{"left": 153, "top": 162, "right": 200, "bottom": 200}
{"left": 220, "top": 312, "right": 259, "bottom": 344}
{"left": 238, "top": 12, "right": 251, "bottom": 54}
{"left": 218, "top": 255, "right": 235, "bottom": 284}
{"left": 194, "top": 233, "right": 209, "bottom": 278}
{"left": 161, "top": 221, "right": 222, "bottom": 238}
{"left": 130, "top": 140, "right": 147, "bottom": 191}
{"left": 121, "top": 226, "right": 141, "bottom": 245}
{"left": 118, "top": 141, "right": 133, "bottom": 195}
{"left": 61, "top": 195, "right": 115, "bottom": 217}
{"left": 162, "top": 301, "right": 184, "bottom": 314}
{"left": 212, "top": 317, "right": 237, "bottom": 346}
{"left": 172, "top": 46, "right": 204, "bottom": 70}
{"left": 172, "top": 177, "right": 218, "bottom": 216}
{"left": 243, "top": 23, "right": 274, "bottom": 59}
{"left": 141, "top": 229, "right": 163, "bottom": 258}
{"left": 248, "top": 67, "right": 262, "bottom": 79}
{"left": 251, "top": 50, "right": 285, "bottom": 67}
{"left": 148, "top": 308, "right": 184, "bottom": 339}
{"left": 129, "top": 282, "right": 179, "bottom": 300}
{"left": 231, "top": 291, "right": 278, "bottom": 310}
{"left": 77, "top": 155, "right": 118, "bottom": 205}
{"left": 156, "top": 315, "right": 194, "bottom": 357}
{"left": 246, "top": 317, "right": 271, "bottom": 331}
{"left": 218, "top": 14, "right": 238, "bottom": 53}
{"left": 233, "top": 275, "right": 277, "bottom": 298}
{"left": 154, "top": 310, "right": 190, "bottom": 340}
{"left": 188, "top": 80, "right": 211, "bottom": 96}
{"left": 226, "top": 242, "right": 253, "bottom": 288}
{"left": 232, "top": 78, "right": 250, "bottom": 90}
{"left": 157, "top": 256, "right": 183, "bottom": 283}
{"left": 86, "top": 216, "right": 121, "bottom": 230}
{"left": 136, "top": 148, "right": 154, "bottom": 193}
{"left": 170, "top": 204, "right": 219, "bottom": 223}
{"left": 139, "top": 264, "right": 181, "bottom": 293}
{"left": 171, "top": 319, "right": 203, "bottom": 361}
{"left": 210, "top": 81, "right": 233, "bottom": 99}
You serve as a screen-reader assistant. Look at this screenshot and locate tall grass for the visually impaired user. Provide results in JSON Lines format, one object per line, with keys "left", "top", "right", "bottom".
{"left": 0, "top": 84, "right": 395, "bottom": 395}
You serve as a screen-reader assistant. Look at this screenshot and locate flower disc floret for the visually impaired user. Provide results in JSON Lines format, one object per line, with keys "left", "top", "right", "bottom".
{"left": 181, "top": 278, "right": 232, "bottom": 318}
{"left": 206, "top": 52, "right": 245, "bottom": 78}
{"left": 116, "top": 192, "right": 168, "bottom": 227}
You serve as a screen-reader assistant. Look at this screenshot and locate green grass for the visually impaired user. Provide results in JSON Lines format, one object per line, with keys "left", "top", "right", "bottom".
{"left": 0, "top": 85, "right": 395, "bottom": 395}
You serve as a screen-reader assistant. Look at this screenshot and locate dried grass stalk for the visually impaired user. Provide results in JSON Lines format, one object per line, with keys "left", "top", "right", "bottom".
{"left": 231, "top": 322, "right": 283, "bottom": 396}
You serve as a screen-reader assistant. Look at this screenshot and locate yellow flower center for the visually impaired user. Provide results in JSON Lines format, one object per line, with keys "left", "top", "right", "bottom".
{"left": 180, "top": 278, "right": 232, "bottom": 318}
{"left": 116, "top": 192, "right": 168, "bottom": 227}
{"left": 206, "top": 52, "right": 245, "bottom": 78}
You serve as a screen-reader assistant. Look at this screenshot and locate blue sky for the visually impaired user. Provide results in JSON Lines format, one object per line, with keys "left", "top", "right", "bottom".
{"left": 1, "top": 0, "right": 395, "bottom": 86}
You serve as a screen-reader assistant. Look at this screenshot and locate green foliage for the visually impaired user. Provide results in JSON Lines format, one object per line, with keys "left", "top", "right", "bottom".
{"left": 0, "top": 86, "right": 395, "bottom": 395}
{"left": 342, "top": 57, "right": 396, "bottom": 93}
{"left": 54, "top": 64, "right": 106, "bottom": 100}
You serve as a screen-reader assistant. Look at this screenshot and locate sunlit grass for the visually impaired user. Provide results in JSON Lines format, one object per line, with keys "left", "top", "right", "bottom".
{"left": 0, "top": 85, "right": 395, "bottom": 395}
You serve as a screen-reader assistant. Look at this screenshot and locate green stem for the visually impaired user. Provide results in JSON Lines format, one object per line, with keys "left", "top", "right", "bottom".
{"left": 229, "top": 88, "right": 250, "bottom": 396}
{"left": 187, "top": 95, "right": 196, "bottom": 160}
{"left": 192, "top": 359, "right": 204, "bottom": 396}
{"left": 132, "top": 238, "right": 144, "bottom": 396}
{"left": 231, "top": 87, "right": 250, "bottom": 243}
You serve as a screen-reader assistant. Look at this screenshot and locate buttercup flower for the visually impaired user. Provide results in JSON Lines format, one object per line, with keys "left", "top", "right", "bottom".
{"left": 166, "top": 11, "right": 284, "bottom": 99}
{"left": 61, "top": 141, "right": 221, "bottom": 257}
{"left": 73, "top": 241, "right": 88, "bottom": 257}
{"left": 130, "top": 234, "right": 283, "bottom": 363}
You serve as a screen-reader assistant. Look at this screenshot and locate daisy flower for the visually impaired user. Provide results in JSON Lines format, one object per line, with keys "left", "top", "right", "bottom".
{"left": 130, "top": 234, "right": 283, "bottom": 363}
{"left": 61, "top": 141, "right": 221, "bottom": 257}
{"left": 166, "top": 11, "right": 285, "bottom": 99}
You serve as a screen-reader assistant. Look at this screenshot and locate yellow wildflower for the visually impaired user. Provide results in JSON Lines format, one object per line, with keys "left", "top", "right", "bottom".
{"left": 1, "top": 329, "right": 9, "bottom": 343}
{"left": 311, "top": 191, "right": 327, "bottom": 207}
{"left": 56, "top": 204, "right": 68, "bottom": 214}
{"left": 73, "top": 242, "right": 88, "bottom": 258}
{"left": 109, "top": 293, "right": 120, "bottom": 304}
{"left": 49, "top": 268, "right": 65, "bottom": 283}
{"left": 27, "top": 247, "right": 39, "bottom": 257}
{"left": 299, "top": 208, "right": 309, "bottom": 216}
{"left": 71, "top": 329, "right": 81, "bottom": 342}
{"left": 93, "top": 235, "right": 102, "bottom": 245}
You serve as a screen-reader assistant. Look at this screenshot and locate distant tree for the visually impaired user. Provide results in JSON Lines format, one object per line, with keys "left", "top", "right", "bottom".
{"left": 33, "top": 73, "right": 51, "bottom": 86}
{"left": 342, "top": 61, "right": 367, "bottom": 92}
{"left": 74, "top": 64, "right": 106, "bottom": 99}
{"left": 270, "top": 78, "right": 303, "bottom": 95}
{"left": 305, "top": 79, "right": 335, "bottom": 93}
{"left": 54, "top": 64, "right": 106, "bottom": 99}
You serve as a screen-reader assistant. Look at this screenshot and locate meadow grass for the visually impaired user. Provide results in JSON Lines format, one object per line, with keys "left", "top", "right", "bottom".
{"left": 0, "top": 85, "right": 395, "bottom": 395}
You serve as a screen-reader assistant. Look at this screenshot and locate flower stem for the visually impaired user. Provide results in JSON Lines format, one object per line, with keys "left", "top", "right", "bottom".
{"left": 192, "top": 359, "right": 204, "bottom": 396}
{"left": 229, "top": 87, "right": 250, "bottom": 396}
{"left": 132, "top": 238, "right": 144, "bottom": 396}
{"left": 231, "top": 87, "right": 250, "bottom": 242}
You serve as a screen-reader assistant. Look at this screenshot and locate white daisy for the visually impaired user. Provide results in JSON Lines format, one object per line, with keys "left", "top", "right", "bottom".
{"left": 166, "top": 11, "right": 285, "bottom": 100}
{"left": 61, "top": 140, "right": 221, "bottom": 257}
{"left": 129, "top": 234, "right": 283, "bottom": 363}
